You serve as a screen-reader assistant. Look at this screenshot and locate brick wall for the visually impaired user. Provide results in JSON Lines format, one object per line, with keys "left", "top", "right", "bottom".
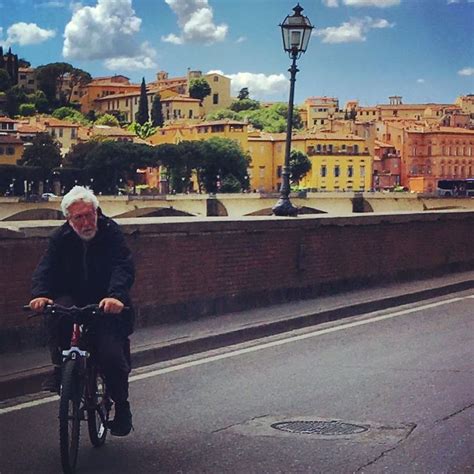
{"left": 1, "top": 212, "right": 474, "bottom": 351}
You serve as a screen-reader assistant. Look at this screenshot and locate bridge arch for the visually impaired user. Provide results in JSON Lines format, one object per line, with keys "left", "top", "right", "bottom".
{"left": 114, "top": 207, "right": 196, "bottom": 218}
{"left": 4, "top": 208, "right": 63, "bottom": 221}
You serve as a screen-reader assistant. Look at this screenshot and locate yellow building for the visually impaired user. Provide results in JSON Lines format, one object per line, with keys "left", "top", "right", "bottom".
{"left": 25, "top": 116, "right": 80, "bottom": 155}
{"left": 248, "top": 131, "right": 373, "bottom": 192}
{"left": 0, "top": 134, "right": 24, "bottom": 164}
{"left": 302, "top": 133, "right": 372, "bottom": 192}
{"left": 304, "top": 96, "right": 345, "bottom": 129}
{"left": 148, "top": 119, "right": 248, "bottom": 148}
{"left": 79, "top": 76, "right": 140, "bottom": 114}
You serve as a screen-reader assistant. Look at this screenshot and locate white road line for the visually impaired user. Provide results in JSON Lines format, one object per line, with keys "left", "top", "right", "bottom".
{"left": 1, "top": 294, "right": 470, "bottom": 415}
{"left": 130, "top": 295, "right": 469, "bottom": 382}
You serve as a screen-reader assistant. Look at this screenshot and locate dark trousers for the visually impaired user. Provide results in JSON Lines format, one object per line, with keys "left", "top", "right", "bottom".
{"left": 47, "top": 297, "right": 132, "bottom": 403}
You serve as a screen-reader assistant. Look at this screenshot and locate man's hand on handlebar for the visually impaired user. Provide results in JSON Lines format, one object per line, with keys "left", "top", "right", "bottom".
{"left": 99, "top": 297, "right": 124, "bottom": 314}
{"left": 29, "top": 297, "right": 53, "bottom": 312}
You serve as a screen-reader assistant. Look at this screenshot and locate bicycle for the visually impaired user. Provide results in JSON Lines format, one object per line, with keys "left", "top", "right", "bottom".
{"left": 25, "top": 303, "right": 114, "bottom": 474}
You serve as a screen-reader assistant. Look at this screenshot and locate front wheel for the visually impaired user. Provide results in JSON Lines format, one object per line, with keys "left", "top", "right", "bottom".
{"left": 87, "top": 367, "right": 110, "bottom": 447}
{"left": 59, "top": 359, "right": 81, "bottom": 474}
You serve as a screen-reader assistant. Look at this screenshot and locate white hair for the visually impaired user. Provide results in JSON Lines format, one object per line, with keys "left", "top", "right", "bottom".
{"left": 61, "top": 186, "right": 99, "bottom": 218}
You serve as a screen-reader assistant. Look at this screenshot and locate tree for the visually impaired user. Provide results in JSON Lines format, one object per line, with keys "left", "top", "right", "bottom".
{"left": 52, "top": 106, "right": 88, "bottom": 124}
{"left": 237, "top": 87, "right": 249, "bottom": 100}
{"left": 229, "top": 98, "right": 260, "bottom": 113}
{"left": 135, "top": 77, "right": 149, "bottom": 125}
{"left": 28, "top": 90, "right": 49, "bottom": 113}
{"left": 128, "top": 121, "right": 156, "bottom": 139}
{"left": 64, "top": 140, "right": 101, "bottom": 169}
{"left": 4, "top": 85, "right": 27, "bottom": 117}
{"left": 189, "top": 77, "right": 211, "bottom": 103}
{"left": 349, "top": 107, "right": 357, "bottom": 121}
{"left": 198, "top": 137, "right": 250, "bottom": 193}
{"left": 19, "top": 103, "right": 36, "bottom": 116}
{"left": 18, "top": 58, "right": 31, "bottom": 68}
{"left": 36, "top": 62, "right": 74, "bottom": 106}
{"left": 289, "top": 150, "right": 311, "bottom": 185}
{"left": 150, "top": 93, "right": 164, "bottom": 127}
{"left": 80, "top": 141, "right": 157, "bottom": 194}
{"left": 66, "top": 67, "right": 92, "bottom": 104}
{"left": 0, "top": 69, "right": 12, "bottom": 92}
{"left": 206, "top": 109, "right": 241, "bottom": 121}
{"left": 20, "top": 133, "right": 62, "bottom": 170}
{"left": 95, "top": 113, "right": 120, "bottom": 127}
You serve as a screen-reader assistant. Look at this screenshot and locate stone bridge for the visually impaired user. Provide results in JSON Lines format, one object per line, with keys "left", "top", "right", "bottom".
{"left": 1, "top": 192, "right": 473, "bottom": 221}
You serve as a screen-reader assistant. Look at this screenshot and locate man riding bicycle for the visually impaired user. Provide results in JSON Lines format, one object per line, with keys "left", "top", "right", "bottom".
{"left": 29, "top": 186, "right": 135, "bottom": 437}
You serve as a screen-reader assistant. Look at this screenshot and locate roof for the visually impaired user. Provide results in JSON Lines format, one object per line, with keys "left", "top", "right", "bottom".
{"left": 193, "top": 120, "right": 247, "bottom": 127}
{"left": 40, "top": 118, "right": 80, "bottom": 128}
{"left": 0, "top": 117, "right": 17, "bottom": 123}
{"left": 89, "top": 125, "right": 136, "bottom": 137}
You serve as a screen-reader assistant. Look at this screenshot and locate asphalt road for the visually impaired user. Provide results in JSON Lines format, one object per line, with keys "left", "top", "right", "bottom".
{"left": 1, "top": 291, "right": 473, "bottom": 473}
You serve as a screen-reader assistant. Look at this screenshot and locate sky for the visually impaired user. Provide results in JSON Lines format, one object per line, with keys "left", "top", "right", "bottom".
{"left": 1, "top": 0, "right": 473, "bottom": 107}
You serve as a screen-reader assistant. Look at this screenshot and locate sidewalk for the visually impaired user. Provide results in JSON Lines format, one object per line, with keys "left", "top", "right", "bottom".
{"left": 1, "top": 270, "right": 474, "bottom": 401}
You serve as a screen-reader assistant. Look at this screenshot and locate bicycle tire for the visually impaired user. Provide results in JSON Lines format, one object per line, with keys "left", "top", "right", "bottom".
{"left": 87, "top": 367, "right": 109, "bottom": 447}
{"left": 59, "top": 359, "right": 81, "bottom": 474}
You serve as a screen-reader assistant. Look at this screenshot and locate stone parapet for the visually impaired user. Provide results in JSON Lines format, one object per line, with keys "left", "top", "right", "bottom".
{"left": 1, "top": 211, "right": 473, "bottom": 351}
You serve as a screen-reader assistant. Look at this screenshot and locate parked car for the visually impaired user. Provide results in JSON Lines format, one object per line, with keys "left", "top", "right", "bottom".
{"left": 41, "top": 193, "right": 57, "bottom": 199}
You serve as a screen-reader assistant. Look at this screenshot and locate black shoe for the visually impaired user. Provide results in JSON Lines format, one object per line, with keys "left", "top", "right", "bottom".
{"left": 42, "top": 366, "right": 61, "bottom": 393}
{"left": 109, "top": 401, "right": 133, "bottom": 437}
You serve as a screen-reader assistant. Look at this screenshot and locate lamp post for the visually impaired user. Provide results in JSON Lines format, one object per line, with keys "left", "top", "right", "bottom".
{"left": 272, "top": 4, "right": 313, "bottom": 216}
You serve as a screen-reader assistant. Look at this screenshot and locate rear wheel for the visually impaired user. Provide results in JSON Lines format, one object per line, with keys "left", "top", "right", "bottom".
{"left": 87, "top": 368, "right": 109, "bottom": 447}
{"left": 59, "top": 359, "right": 81, "bottom": 474}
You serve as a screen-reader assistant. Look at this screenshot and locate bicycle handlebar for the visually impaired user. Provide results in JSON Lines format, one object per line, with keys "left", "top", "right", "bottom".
{"left": 23, "top": 303, "right": 129, "bottom": 320}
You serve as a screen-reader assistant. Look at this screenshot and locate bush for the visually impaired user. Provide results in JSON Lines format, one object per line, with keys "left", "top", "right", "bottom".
{"left": 19, "top": 103, "right": 36, "bottom": 116}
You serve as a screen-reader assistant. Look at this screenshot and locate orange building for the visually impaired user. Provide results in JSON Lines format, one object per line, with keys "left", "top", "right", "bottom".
{"left": 0, "top": 134, "right": 24, "bottom": 164}
{"left": 79, "top": 75, "right": 140, "bottom": 113}
{"left": 384, "top": 122, "right": 474, "bottom": 193}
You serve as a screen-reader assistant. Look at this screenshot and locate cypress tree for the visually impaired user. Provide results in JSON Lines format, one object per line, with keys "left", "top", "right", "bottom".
{"left": 0, "top": 47, "right": 4, "bottom": 70}
{"left": 135, "top": 77, "right": 149, "bottom": 125}
{"left": 151, "top": 93, "right": 164, "bottom": 127}
{"left": 6, "top": 48, "right": 13, "bottom": 81}
{"left": 13, "top": 54, "right": 18, "bottom": 85}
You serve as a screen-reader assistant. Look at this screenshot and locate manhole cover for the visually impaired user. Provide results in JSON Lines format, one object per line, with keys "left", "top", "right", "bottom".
{"left": 271, "top": 420, "right": 369, "bottom": 436}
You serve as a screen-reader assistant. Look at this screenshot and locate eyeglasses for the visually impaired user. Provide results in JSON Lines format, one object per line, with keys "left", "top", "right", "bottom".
{"left": 69, "top": 210, "right": 97, "bottom": 224}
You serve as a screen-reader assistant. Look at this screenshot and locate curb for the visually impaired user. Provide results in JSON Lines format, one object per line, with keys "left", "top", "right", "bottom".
{"left": 1, "top": 279, "right": 473, "bottom": 402}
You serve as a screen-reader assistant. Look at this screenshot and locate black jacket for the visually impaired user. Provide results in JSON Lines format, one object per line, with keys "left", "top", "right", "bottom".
{"left": 32, "top": 212, "right": 135, "bottom": 333}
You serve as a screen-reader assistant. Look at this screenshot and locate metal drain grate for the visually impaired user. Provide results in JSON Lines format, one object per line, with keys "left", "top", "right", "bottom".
{"left": 271, "top": 420, "right": 369, "bottom": 436}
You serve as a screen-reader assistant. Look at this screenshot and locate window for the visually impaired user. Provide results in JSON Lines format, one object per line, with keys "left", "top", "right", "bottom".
{"left": 347, "top": 165, "right": 353, "bottom": 177}
{"left": 6, "top": 146, "right": 15, "bottom": 155}
{"left": 360, "top": 165, "right": 365, "bottom": 177}
{"left": 0, "top": 146, "right": 4, "bottom": 155}
{"left": 213, "top": 93, "right": 219, "bottom": 105}
{"left": 59, "top": 128, "right": 63, "bottom": 138}
{"left": 321, "top": 165, "right": 327, "bottom": 177}
{"left": 213, "top": 76, "right": 219, "bottom": 82}
{"left": 334, "top": 165, "right": 340, "bottom": 177}
{"left": 189, "top": 109, "right": 193, "bottom": 118}
{"left": 259, "top": 166, "right": 265, "bottom": 178}
{"left": 277, "top": 166, "right": 282, "bottom": 178}
{"left": 71, "top": 128, "right": 77, "bottom": 139}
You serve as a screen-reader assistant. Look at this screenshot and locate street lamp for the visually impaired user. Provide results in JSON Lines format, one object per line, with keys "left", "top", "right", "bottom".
{"left": 272, "top": 3, "right": 313, "bottom": 216}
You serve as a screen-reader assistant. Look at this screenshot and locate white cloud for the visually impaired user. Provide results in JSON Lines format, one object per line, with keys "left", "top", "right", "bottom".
{"left": 236, "top": 36, "right": 246, "bottom": 44}
{"left": 343, "top": 0, "right": 400, "bottom": 6}
{"left": 417, "top": 78, "right": 425, "bottom": 83}
{"left": 1, "top": 22, "right": 56, "bottom": 46}
{"left": 322, "top": 0, "right": 340, "bottom": 6}
{"left": 323, "top": 0, "right": 400, "bottom": 6}
{"left": 314, "top": 16, "right": 394, "bottom": 43}
{"left": 447, "top": 0, "right": 473, "bottom": 4}
{"left": 209, "top": 70, "right": 288, "bottom": 100}
{"left": 104, "top": 42, "right": 157, "bottom": 70}
{"left": 35, "top": 1, "right": 65, "bottom": 7}
{"left": 63, "top": 0, "right": 156, "bottom": 70}
{"left": 163, "top": 0, "right": 228, "bottom": 45}
{"left": 458, "top": 67, "right": 474, "bottom": 76}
